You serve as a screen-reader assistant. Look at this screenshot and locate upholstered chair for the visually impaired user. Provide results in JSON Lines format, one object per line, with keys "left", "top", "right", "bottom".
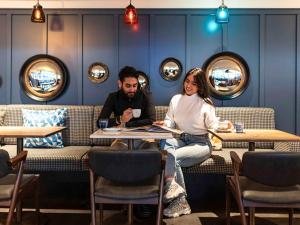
{"left": 226, "top": 151, "right": 300, "bottom": 225}
{"left": 0, "top": 149, "right": 40, "bottom": 225}
{"left": 88, "top": 149, "right": 165, "bottom": 225}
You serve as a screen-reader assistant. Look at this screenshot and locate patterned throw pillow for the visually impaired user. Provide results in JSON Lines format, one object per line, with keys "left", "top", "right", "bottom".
{"left": 22, "top": 108, "right": 67, "bottom": 148}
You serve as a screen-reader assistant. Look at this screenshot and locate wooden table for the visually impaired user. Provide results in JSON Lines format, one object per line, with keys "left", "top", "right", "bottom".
{"left": 208, "top": 129, "right": 300, "bottom": 151}
{"left": 90, "top": 128, "right": 173, "bottom": 150}
{"left": 0, "top": 126, "right": 66, "bottom": 153}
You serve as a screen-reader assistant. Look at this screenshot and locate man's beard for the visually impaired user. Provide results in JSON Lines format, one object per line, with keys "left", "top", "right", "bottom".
{"left": 126, "top": 92, "right": 136, "bottom": 98}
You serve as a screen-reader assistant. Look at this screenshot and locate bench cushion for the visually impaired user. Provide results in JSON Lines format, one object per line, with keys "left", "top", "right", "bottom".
{"left": 2, "top": 145, "right": 91, "bottom": 172}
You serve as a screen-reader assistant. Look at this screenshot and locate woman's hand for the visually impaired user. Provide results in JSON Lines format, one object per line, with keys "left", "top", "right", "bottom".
{"left": 153, "top": 120, "right": 164, "bottom": 126}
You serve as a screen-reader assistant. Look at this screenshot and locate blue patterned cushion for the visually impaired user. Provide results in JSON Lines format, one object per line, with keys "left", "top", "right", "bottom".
{"left": 22, "top": 108, "right": 67, "bottom": 148}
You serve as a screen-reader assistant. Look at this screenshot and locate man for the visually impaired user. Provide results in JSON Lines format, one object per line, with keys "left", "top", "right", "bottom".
{"left": 98, "top": 66, "right": 156, "bottom": 148}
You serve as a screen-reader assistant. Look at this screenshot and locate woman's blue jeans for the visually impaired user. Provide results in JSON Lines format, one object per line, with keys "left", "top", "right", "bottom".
{"left": 160, "top": 133, "right": 212, "bottom": 190}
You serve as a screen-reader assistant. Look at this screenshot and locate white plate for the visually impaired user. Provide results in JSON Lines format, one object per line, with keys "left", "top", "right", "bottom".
{"left": 215, "top": 128, "right": 234, "bottom": 133}
{"left": 103, "top": 128, "right": 121, "bottom": 132}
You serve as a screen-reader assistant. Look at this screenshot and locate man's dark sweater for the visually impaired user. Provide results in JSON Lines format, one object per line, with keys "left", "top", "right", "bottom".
{"left": 98, "top": 90, "right": 156, "bottom": 128}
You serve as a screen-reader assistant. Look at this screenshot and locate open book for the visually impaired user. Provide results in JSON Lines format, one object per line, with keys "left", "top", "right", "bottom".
{"left": 124, "top": 125, "right": 183, "bottom": 135}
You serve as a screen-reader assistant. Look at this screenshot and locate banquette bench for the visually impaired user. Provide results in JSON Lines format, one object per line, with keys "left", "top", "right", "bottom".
{"left": 0, "top": 105, "right": 298, "bottom": 174}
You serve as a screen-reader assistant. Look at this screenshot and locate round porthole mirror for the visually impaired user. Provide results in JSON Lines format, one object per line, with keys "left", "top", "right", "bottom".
{"left": 202, "top": 52, "right": 250, "bottom": 100}
{"left": 88, "top": 62, "right": 109, "bottom": 84}
{"left": 160, "top": 57, "right": 182, "bottom": 81}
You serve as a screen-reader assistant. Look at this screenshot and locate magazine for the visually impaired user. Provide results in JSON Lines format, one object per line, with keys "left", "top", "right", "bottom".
{"left": 123, "top": 125, "right": 183, "bottom": 135}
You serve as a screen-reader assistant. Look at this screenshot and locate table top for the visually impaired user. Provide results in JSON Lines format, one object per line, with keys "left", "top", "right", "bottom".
{"left": 90, "top": 128, "right": 173, "bottom": 140}
{"left": 0, "top": 126, "right": 66, "bottom": 138}
{"left": 208, "top": 129, "right": 300, "bottom": 142}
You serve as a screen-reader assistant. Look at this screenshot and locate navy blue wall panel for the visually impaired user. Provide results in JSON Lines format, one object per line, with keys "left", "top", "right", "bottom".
{"left": 47, "top": 15, "right": 81, "bottom": 105}
{"left": 119, "top": 15, "right": 149, "bottom": 76}
{"left": 264, "top": 15, "right": 296, "bottom": 133}
{"left": 150, "top": 15, "right": 186, "bottom": 105}
{"left": 0, "top": 15, "right": 7, "bottom": 104}
{"left": 82, "top": 15, "right": 117, "bottom": 105}
{"left": 0, "top": 9, "right": 299, "bottom": 133}
{"left": 11, "top": 15, "right": 46, "bottom": 104}
{"left": 190, "top": 15, "right": 223, "bottom": 106}
{"left": 224, "top": 15, "right": 260, "bottom": 107}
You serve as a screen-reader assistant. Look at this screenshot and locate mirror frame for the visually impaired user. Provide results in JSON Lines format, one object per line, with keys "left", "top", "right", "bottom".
{"left": 202, "top": 52, "right": 250, "bottom": 100}
{"left": 20, "top": 54, "right": 68, "bottom": 101}
{"left": 159, "top": 57, "right": 182, "bottom": 81}
{"left": 88, "top": 62, "right": 109, "bottom": 84}
{"left": 136, "top": 71, "right": 150, "bottom": 90}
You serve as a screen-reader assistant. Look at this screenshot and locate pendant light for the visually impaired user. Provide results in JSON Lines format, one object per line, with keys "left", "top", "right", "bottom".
{"left": 124, "top": 0, "right": 138, "bottom": 25}
{"left": 31, "top": 0, "right": 45, "bottom": 23}
{"left": 216, "top": 0, "right": 229, "bottom": 24}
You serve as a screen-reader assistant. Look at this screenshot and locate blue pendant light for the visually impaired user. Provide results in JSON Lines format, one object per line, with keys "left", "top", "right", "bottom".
{"left": 216, "top": 0, "right": 229, "bottom": 24}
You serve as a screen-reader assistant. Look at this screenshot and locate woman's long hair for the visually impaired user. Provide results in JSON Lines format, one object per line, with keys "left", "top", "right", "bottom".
{"left": 182, "top": 67, "right": 214, "bottom": 106}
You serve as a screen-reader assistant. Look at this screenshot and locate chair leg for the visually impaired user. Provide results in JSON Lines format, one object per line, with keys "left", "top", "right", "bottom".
{"left": 91, "top": 201, "right": 96, "bottom": 225}
{"left": 248, "top": 207, "right": 255, "bottom": 225}
{"left": 225, "top": 179, "right": 231, "bottom": 225}
{"left": 6, "top": 201, "right": 16, "bottom": 225}
{"left": 128, "top": 204, "right": 133, "bottom": 225}
{"left": 289, "top": 208, "right": 294, "bottom": 225}
{"left": 157, "top": 201, "right": 163, "bottom": 225}
{"left": 16, "top": 201, "right": 22, "bottom": 223}
{"left": 236, "top": 196, "right": 247, "bottom": 225}
{"left": 99, "top": 204, "right": 104, "bottom": 225}
{"left": 35, "top": 179, "right": 40, "bottom": 225}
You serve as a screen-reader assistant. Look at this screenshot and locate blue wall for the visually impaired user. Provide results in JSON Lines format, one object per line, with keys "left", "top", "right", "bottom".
{"left": 0, "top": 9, "right": 299, "bottom": 134}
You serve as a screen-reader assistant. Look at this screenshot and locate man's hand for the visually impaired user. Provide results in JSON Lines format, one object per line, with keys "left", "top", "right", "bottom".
{"left": 121, "top": 108, "right": 133, "bottom": 123}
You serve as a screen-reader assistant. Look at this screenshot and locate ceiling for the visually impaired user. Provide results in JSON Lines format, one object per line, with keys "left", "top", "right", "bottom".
{"left": 0, "top": 0, "right": 299, "bottom": 9}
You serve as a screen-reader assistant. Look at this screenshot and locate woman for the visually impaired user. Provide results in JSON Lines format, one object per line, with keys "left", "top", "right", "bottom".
{"left": 155, "top": 68, "right": 219, "bottom": 218}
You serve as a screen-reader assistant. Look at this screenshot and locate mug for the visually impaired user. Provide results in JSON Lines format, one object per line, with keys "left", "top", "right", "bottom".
{"left": 234, "top": 122, "right": 244, "bottom": 133}
{"left": 132, "top": 109, "right": 141, "bottom": 118}
{"left": 98, "top": 119, "right": 108, "bottom": 129}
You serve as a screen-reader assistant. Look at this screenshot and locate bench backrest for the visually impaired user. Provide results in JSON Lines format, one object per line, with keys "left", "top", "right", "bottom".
{"left": 0, "top": 105, "right": 275, "bottom": 149}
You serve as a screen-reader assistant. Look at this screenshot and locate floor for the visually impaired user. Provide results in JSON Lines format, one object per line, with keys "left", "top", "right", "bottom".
{"left": 0, "top": 176, "right": 299, "bottom": 225}
{"left": 0, "top": 203, "right": 299, "bottom": 225}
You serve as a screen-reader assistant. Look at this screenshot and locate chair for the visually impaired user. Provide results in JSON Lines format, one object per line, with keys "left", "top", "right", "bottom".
{"left": 226, "top": 151, "right": 300, "bottom": 225}
{"left": 88, "top": 149, "right": 165, "bottom": 225}
{"left": 0, "top": 149, "right": 40, "bottom": 225}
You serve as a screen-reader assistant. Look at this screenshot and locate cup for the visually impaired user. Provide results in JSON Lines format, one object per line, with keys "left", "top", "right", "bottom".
{"left": 98, "top": 119, "right": 108, "bottom": 129}
{"left": 132, "top": 109, "right": 141, "bottom": 118}
{"left": 218, "top": 120, "right": 230, "bottom": 130}
{"left": 234, "top": 122, "right": 244, "bottom": 133}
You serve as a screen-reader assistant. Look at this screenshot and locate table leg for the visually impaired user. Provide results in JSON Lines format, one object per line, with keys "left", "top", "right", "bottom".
{"left": 17, "top": 138, "right": 23, "bottom": 154}
{"left": 128, "top": 139, "right": 134, "bottom": 150}
{"left": 249, "top": 142, "right": 255, "bottom": 151}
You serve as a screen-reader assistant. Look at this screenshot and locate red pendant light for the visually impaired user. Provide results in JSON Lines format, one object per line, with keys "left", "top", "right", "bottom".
{"left": 124, "top": 0, "right": 138, "bottom": 25}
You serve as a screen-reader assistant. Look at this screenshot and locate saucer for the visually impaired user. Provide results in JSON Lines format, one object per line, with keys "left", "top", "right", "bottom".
{"left": 103, "top": 128, "right": 121, "bottom": 132}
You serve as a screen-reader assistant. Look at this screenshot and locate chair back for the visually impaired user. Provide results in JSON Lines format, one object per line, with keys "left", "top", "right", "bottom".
{"left": 242, "top": 151, "right": 300, "bottom": 187}
{"left": 88, "top": 149, "right": 162, "bottom": 184}
{"left": 0, "top": 149, "right": 12, "bottom": 178}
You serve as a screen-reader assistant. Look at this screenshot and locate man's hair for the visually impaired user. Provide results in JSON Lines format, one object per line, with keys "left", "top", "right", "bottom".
{"left": 118, "top": 66, "right": 138, "bottom": 82}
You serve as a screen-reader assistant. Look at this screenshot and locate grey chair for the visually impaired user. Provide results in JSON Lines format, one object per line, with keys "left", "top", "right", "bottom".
{"left": 226, "top": 151, "right": 300, "bottom": 225}
{"left": 88, "top": 149, "right": 165, "bottom": 225}
{"left": 0, "top": 149, "right": 40, "bottom": 225}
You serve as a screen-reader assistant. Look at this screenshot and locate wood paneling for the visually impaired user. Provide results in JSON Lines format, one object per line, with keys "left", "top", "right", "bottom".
{"left": 0, "top": 15, "right": 7, "bottom": 104}
{"left": 225, "top": 14, "right": 260, "bottom": 107}
{"left": 150, "top": 15, "right": 186, "bottom": 105}
{"left": 82, "top": 15, "right": 117, "bottom": 105}
{"left": 47, "top": 14, "right": 81, "bottom": 105}
{"left": 11, "top": 14, "right": 46, "bottom": 104}
{"left": 264, "top": 15, "right": 296, "bottom": 133}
